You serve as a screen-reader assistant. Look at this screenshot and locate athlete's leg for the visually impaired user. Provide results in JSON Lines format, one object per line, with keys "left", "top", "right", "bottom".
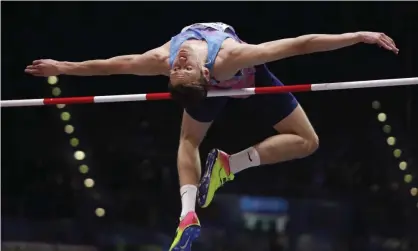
{"left": 198, "top": 64, "right": 318, "bottom": 208}
{"left": 170, "top": 97, "right": 227, "bottom": 251}
{"left": 230, "top": 104, "right": 318, "bottom": 175}
{"left": 254, "top": 104, "right": 318, "bottom": 164}
{"left": 177, "top": 111, "right": 212, "bottom": 217}
{"left": 230, "top": 65, "right": 318, "bottom": 172}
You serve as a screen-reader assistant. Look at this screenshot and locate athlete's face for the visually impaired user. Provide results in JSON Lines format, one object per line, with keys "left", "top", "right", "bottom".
{"left": 170, "top": 47, "right": 209, "bottom": 86}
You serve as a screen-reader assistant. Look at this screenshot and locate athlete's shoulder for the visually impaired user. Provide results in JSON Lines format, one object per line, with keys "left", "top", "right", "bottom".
{"left": 150, "top": 41, "right": 170, "bottom": 60}
{"left": 221, "top": 38, "right": 243, "bottom": 55}
{"left": 212, "top": 39, "right": 250, "bottom": 80}
{"left": 147, "top": 41, "right": 170, "bottom": 75}
{"left": 160, "top": 41, "right": 171, "bottom": 51}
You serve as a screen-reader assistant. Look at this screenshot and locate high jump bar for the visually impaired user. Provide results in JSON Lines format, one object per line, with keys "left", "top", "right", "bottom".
{"left": 1, "top": 77, "right": 417, "bottom": 107}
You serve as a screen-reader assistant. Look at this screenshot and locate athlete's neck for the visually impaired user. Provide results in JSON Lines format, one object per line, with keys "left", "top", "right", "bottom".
{"left": 182, "top": 42, "right": 208, "bottom": 68}
{"left": 190, "top": 48, "right": 207, "bottom": 67}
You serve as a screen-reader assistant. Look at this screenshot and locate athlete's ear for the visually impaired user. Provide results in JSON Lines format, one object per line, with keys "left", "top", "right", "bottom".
{"left": 202, "top": 67, "right": 210, "bottom": 81}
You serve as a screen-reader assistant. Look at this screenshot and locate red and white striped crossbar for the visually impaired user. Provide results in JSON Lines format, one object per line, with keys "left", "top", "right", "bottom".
{"left": 1, "top": 77, "right": 417, "bottom": 107}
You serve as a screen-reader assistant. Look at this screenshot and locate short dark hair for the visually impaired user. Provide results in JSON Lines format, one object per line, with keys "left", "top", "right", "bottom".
{"left": 168, "top": 72, "right": 209, "bottom": 109}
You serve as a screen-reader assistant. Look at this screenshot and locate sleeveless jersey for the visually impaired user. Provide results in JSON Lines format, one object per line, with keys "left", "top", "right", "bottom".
{"left": 169, "top": 22, "right": 255, "bottom": 92}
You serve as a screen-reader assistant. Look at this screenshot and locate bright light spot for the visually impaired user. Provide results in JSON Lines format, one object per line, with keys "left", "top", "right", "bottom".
{"left": 399, "top": 161, "right": 408, "bottom": 171}
{"left": 70, "top": 138, "right": 79, "bottom": 147}
{"left": 393, "top": 149, "right": 402, "bottom": 158}
{"left": 404, "top": 174, "right": 413, "bottom": 183}
{"left": 84, "top": 178, "right": 95, "bottom": 188}
{"left": 95, "top": 208, "right": 105, "bottom": 217}
{"left": 387, "top": 136, "right": 396, "bottom": 146}
{"left": 410, "top": 187, "right": 418, "bottom": 196}
{"left": 377, "top": 113, "right": 387, "bottom": 122}
{"left": 79, "top": 164, "right": 89, "bottom": 174}
{"left": 383, "top": 125, "right": 391, "bottom": 134}
{"left": 65, "top": 125, "right": 74, "bottom": 134}
{"left": 52, "top": 87, "right": 61, "bottom": 97}
{"left": 57, "top": 104, "right": 66, "bottom": 109}
{"left": 48, "top": 76, "right": 58, "bottom": 85}
{"left": 61, "top": 112, "right": 71, "bottom": 121}
{"left": 371, "top": 100, "right": 381, "bottom": 110}
{"left": 74, "top": 150, "right": 85, "bottom": 160}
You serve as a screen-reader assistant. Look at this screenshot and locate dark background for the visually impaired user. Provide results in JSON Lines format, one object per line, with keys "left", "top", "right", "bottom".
{"left": 2, "top": 2, "right": 418, "bottom": 251}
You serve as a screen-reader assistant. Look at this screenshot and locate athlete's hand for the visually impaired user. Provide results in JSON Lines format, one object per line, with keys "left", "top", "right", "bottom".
{"left": 356, "top": 32, "right": 399, "bottom": 54}
{"left": 25, "top": 59, "right": 61, "bottom": 77}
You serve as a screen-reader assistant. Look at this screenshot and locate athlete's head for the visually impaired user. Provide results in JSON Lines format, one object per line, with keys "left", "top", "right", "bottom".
{"left": 168, "top": 46, "right": 210, "bottom": 108}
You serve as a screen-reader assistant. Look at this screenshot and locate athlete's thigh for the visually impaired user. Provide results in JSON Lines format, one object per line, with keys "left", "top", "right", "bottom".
{"left": 252, "top": 64, "right": 299, "bottom": 127}
{"left": 273, "top": 104, "right": 317, "bottom": 141}
{"left": 181, "top": 97, "right": 228, "bottom": 145}
{"left": 180, "top": 110, "right": 212, "bottom": 146}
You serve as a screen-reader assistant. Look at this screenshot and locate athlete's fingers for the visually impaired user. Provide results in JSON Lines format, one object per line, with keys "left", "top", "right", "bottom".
{"left": 32, "top": 60, "right": 44, "bottom": 65}
{"left": 24, "top": 69, "right": 41, "bottom": 74}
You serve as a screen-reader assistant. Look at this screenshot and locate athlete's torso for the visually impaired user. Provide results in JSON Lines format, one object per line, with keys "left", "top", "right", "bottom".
{"left": 169, "top": 22, "right": 255, "bottom": 90}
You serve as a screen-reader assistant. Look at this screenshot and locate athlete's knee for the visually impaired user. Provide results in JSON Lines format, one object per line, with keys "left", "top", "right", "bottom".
{"left": 303, "top": 133, "right": 319, "bottom": 156}
{"left": 179, "top": 127, "right": 203, "bottom": 149}
{"left": 285, "top": 133, "right": 318, "bottom": 158}
{"left": 272, "top": 105, "right": 319, "bottom": 157}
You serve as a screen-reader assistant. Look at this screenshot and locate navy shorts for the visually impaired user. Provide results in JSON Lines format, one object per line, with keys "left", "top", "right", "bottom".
{"left": 185, "top": 64, "right": 298, "bottom": 126}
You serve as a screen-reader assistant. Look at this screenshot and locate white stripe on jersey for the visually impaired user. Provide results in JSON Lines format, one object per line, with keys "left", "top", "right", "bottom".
{"left": 181, "top": 22, "right": 236, "bottom": 33}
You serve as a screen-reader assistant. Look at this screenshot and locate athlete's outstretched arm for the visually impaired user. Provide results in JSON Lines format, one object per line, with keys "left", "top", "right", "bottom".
{"left": 25, "top": 44, "right": 169, "bottom": 77}
{"left": 228, "top": 32, "right": 398, "bottom": 69}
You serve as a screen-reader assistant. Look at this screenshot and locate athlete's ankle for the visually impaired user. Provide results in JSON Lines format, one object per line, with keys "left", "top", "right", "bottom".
{"left": 180, "top": 185, "right": 197, "bottom": 219}
{"left": 229, "top": 147, "right": 261, "bottom": 174}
